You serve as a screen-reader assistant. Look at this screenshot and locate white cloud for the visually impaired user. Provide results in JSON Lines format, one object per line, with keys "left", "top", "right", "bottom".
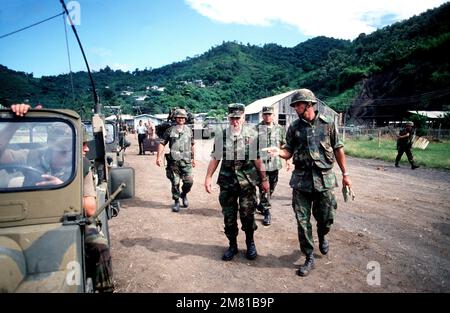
{"left": 185, "top": 0, "right": 447, "bottom": 39}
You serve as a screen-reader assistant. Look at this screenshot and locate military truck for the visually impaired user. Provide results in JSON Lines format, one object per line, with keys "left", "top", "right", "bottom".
{"left": 0, "top": 108, "right": 135, "bottom": 292}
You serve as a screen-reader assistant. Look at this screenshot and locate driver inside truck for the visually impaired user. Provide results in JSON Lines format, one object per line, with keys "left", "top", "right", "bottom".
{"left": 0, "top": 104, "right": 73, "bottom": 188}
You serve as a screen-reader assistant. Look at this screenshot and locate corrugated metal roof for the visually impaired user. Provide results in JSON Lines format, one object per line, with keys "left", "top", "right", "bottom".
{"left": 105, "top": 114, "right": 135, "bottom": 121}
{"left": 408, "top": 111, "right": 448, "bottom": 119}
{"left": 245, "top": 90, "right": 297, "bottom": 115}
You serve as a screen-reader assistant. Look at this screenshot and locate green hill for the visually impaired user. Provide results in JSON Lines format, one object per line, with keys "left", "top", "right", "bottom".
{"left": 1, "top": 2, "right": 449, "bottom": 122}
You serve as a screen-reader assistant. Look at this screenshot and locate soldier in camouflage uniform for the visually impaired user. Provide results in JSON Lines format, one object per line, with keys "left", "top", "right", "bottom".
{"left": 268, "top": 89, "right": 352, "bottom": 277}
{"left": 257, "top": 106, "right": 291, "bottom": 226}
{"left": 157, "top": 108, "right": 195, "bottom": 212}
{"left": 205, "top": 103, "right": 269, "bottom": 261}
{"left": 395, "top": 121, "right": 420, "bottom": 169}
{"left": 82, "top": 127, "right": 114, "bottom": 292}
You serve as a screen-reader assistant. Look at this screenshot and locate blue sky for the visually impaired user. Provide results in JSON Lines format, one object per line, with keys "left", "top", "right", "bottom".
{"left": 0, "top": 0, "right": 446, "bottom": 77}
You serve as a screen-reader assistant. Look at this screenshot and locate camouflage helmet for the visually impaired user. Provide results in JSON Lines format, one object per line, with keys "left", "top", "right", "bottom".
{"left": 82, "top": 126, "right": 94, "bottom": 143}
{"left": 47, "top": 124, "right": 73, "bottom": 152}
{"left": 173, "top": 108, "right": 187, "bottom": 118}
{"left": 290, "top": 88, "right": 317, "bottom": 107}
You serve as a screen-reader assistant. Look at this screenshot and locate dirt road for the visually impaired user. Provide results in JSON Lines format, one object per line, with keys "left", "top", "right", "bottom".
{"left": 109, "top": 135, "right": 450, "bottom": 292}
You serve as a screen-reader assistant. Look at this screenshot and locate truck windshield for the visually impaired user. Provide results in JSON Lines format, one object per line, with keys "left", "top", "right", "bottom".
{"left": 0, "top": 120, "right": 75, "bottom": 192}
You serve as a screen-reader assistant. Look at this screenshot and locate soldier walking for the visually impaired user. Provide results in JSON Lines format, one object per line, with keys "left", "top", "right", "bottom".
{"left": 157, "top": 109, "right": 195, "bottom": 212}
{"left": 395, "top": 121, "right": 420, "bottom": 169}
{"left": 268, "top": 89, "right": 352, "bottom": 276}
{"left": 256, "top": 106, "right": 291, "bottom": 226}
{"left": 204, "top": 104, "right": 269, "bottom": 261}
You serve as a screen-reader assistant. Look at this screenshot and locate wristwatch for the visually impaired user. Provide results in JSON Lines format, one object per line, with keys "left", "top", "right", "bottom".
{"left": 342, "top": 172, "right": 350, "bottom": 176}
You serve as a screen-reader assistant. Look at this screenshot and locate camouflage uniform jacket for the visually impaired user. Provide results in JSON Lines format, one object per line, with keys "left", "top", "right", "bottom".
{"left": 397, "top": 128, "right": 415, "bottom": 149}
{"left": 257, "top": 121, "right": 286, "bottom": 172}
{"left": 211, "top": 124, "right": 260, "bottom": 189}
{"left": 285, "top": 112, "right": 343, "bottom": 192}
{"left": 161, "top": 124, "right": 194, "bottom": 163}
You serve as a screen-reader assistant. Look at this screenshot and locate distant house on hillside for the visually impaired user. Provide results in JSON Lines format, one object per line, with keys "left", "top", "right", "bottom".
{"left": 134, "top": 95, "right": 149, "bottom": 101}
{"left": 245, "top": 90, "right": 339, "bottom": 129}
{"left": 120, "top": 91, "right": 134, "bottom": 96}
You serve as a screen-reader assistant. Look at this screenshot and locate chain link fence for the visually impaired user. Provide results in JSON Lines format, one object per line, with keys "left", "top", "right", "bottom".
{"left": 339, "top": 126, "right": 450, "bottom": 141}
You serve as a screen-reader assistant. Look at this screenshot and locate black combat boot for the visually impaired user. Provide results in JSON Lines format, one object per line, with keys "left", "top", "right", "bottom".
{"left": 256, "top": 204, "right": 264, "bottom": 214}
{"left": 262, "top": 210, "right": 271, "bottom": 226}
{"left": 245, "top": 231, "right": 257, "bottom": 260}
{"left": 222, "top": 238, "right": 238, "bottom": 261}
{"left": 181, "top": 193, "right": 189, "bottom": 208}
{"left": 296, "top": 254, "right": 315, "bottom": 277}
{"left": 411, "top": 163, "right": 420, "bottom": 170}
{"left": 172, "top": 200, "right": 180, "bottom": 212}
{"left": 395, "top": 163, "right": 400, "bottom": 168}
{"left": 318, "top": 233, "right": 329, "bottom": 255}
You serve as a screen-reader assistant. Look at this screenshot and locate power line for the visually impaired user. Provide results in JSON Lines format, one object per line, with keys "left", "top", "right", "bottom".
{"left": 0, "top": 11, "right": 65, "bottom": 39}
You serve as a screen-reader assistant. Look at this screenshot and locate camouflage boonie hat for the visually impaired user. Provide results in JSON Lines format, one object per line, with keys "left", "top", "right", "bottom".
{"left": 173, "top": 108, "right": 187, "bottom": 118}
{"left": 290, "top": 88, "right": 317, "bottom": 107}
{"left": 405, "top": 121, "right": 414, "bottom": 126}
{"left": 262, "top": 106, "right": 274, "bottom": 114}
{"left": 228, "top": 103, "right": 245, "bottom": 117}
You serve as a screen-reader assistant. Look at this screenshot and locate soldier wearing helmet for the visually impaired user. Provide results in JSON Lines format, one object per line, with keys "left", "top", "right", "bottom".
{"left": 81, "top": 123, "right": 115, "bottom": 292}
{"left": 395, "top": 121, "right": 420, "bottom": 169}
{"left": 204, "top": 103, "right": 270, "bottom": 261}
{"left": 157, "top": 108, "right": 196, "bottom": 212}
{"left": 0, "top": 104, "right": 74, "bottom": 187}
{"left": 267, "top": 88, "right": 352, "bottom": 277}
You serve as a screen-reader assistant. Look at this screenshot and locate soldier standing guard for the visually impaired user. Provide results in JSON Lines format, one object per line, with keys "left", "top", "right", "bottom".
{"left": 257, "top": 105, "right": 291, "bottom": 226}
{"left": 204, "top": 103, "right": 269, "bottom": 261}
{"left": 268, "top": 89, "right": 352, "bottom": 277}
{"left": 156, "top": 108, "right": 195, "bottom": 212}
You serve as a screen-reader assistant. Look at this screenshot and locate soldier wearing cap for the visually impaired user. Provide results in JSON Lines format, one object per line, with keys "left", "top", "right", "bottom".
{"left": 395, "top": 121, "right": 420, "bottom": 169}
{"left": 256, "top": 105, "right": 291, "bottom": 226}
{"left": 204, "top": 103, "right": 269, "bottom": 261}
{"left": 267, "top": 89, "right": 352, "bottom": 277}
{"left": 157, "top": 108, "right": 196, "bottom": 212}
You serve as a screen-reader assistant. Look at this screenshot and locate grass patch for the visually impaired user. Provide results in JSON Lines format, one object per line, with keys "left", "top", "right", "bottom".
{"left": 344, "top": 137, "right": 450, "bottom": 169}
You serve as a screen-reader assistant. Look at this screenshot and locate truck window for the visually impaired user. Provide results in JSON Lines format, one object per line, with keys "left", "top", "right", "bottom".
{"left": 0, "top": 120, "right": 76, "bottom": 192}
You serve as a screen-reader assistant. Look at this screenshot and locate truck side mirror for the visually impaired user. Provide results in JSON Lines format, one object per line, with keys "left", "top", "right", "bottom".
{"left": 108, "top": 167, "right": 135, "bottom": 200}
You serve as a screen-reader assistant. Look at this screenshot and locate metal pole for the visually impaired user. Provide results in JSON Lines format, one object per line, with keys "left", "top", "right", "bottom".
{"left": 59, "top": 0, "right": 100, "bottom": 114}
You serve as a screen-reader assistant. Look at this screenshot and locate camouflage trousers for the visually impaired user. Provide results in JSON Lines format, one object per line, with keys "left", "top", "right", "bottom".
{"left": 85, "top": 224, "right": 114, "bottom": 292}
{"left": 258, "top": 170, "right": 279, "bottom": 212}
{"left": 165, "top": 160, "right": 193, "bottom": 201}
{"left": 219, "top": 183, "right": 258, "bottom": 240}
{"left": 292, "top": 189, "right": 337, "bottom": 256}
{"left": 395, "top": 146, "right": 416, "bottom": 166}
